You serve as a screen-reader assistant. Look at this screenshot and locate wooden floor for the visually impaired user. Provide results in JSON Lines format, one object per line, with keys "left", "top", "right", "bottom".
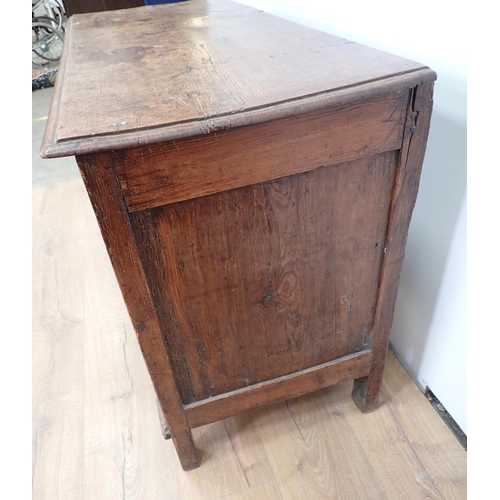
{"left": 32, "top": 179, "right": 466, "bottom": 500}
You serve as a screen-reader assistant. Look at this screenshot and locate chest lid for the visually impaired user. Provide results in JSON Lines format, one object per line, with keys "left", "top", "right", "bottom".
{"left": 41, "top": 0, "right": 435, "bottom": 158}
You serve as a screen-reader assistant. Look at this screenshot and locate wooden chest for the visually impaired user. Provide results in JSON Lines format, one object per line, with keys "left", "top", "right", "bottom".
{"left": 41, "top": 0, "right": 436, "bottom": 470}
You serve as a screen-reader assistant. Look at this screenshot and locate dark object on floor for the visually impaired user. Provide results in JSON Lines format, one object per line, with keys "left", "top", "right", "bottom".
{"left": 425, "top": 388, "right": 467, "bottom": 450}
{"left": 32, "top": 69, "right": 58, "bottom": 91}
{"left": 63, "top": 0, "right": 143, "bottom": 16}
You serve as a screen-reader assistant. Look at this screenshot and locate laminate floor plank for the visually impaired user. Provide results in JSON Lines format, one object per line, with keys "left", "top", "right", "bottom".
{"left": 286, "top": 391, "right": 388, "bottom": 499}
{"left": 32, "top": 179, "right": 467, "bottom": 499}
{"left": 32, "top": 181, "right": 86, "bottom": 500}
{"left": 32, "top": 181, "right": 86, "bottom": 345}
{"left": 309, "top": 375, "right": 448, "bottom": 499}
{"left": 379, "top": 353, "right": 467, "bottom": 499}
{"left": 224, "top": 413, "right": 276, "bottom": 487}
{"left": 82, "top": 199, "right": 151, "bottom": 403}
{"left": 83, "top": 386, "right": 181, "bottom": 500}
{"left": 176, "top": 422, "right": 249, "bottom": 500}
{"left": 254, "top": 395, "right": 387, "bottom": 499}
{"left": 221, "top": 480, "right": 283, "bottom": 500}
{"left": 32, "top": 400, "right": 83, "bottom": 500}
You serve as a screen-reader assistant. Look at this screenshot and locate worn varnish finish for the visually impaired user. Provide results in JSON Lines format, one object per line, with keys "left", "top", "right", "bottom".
{"left": 40, "top": 0, "right": 432, "bottom": 159}
{"left": 131, "top": 151, "right": 397, "bottom": 403}
{"left": 352, "top": 81, "right": 436, "bottom": 412}
{"left": 115, "top": 93, "right": 406, "bottom": 210}
{"left": 184, "top": 351, "right": 372, "bottom": 429}
{"left": 40, "top": 0, "right": 436, "bottom": 470}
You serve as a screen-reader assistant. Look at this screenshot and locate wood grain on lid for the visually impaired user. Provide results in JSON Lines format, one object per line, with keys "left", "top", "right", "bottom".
{"left": 41, "top": 0, "right": 434, "bottom": 157}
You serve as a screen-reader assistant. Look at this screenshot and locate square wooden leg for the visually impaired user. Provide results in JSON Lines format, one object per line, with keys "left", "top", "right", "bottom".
{"left": 170, "top": 427, "right": 200, "bottom": 471}
{"left": 156, "top": 397, "right": 200, "bottom": 471}
{"left": 352, "top": 365, "right": 385, "bottom": 413}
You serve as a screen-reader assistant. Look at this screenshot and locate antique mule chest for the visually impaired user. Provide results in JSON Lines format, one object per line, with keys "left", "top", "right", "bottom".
{"left": 41, "top": 0, "right": 436, "bottom": 470}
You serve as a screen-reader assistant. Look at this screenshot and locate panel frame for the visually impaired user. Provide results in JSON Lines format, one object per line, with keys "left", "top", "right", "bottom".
{"left": 129, "top": 150, "right": 399, "bottom": 404}
{"left": 114, "top": 91, "right": 408, "bottom": 211}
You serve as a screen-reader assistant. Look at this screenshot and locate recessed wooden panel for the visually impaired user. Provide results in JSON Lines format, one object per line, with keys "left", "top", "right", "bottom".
{"left": 131, "top": 150, "right": 398, "bottom": 404}
{"left": 115, "top": 92, "right": 407, "bottom": 211}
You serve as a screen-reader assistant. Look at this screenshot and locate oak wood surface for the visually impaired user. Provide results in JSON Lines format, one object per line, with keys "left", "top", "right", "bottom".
{"left": 352, "top": 81, "right": 435, "bottom": 412}
{"left": 131, "top": 151, "right": 397, "bottom": 404}
{"left": 33, "top": 179, "right": 466, "bottom": 499}
{"left": 185, "top": 351, "right": 372, "bottom": 429}
{"left": 40, "top": 0, "right": 434, "bottom": 158}
{"left": 115, "top": 92, "right": 407, "bottom": 210}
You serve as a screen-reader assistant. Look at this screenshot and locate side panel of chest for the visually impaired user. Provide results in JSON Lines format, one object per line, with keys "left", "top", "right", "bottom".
{"left": 130, "top": 150, "right": 398, "bottom": 404}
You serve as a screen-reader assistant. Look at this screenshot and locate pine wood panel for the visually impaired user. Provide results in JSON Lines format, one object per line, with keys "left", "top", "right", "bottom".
{"left": 32, "top": 179, "right": 467, "bottom": 499}
{"left": 32, "top": 399, "right": 83, "bottom": 500}
{"left": 32, "top": 181, "right": 86, "bottom": 345}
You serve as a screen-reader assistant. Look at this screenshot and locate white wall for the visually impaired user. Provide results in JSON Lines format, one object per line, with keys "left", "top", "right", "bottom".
{"left": 236, "top": 0, "right": 467, "bottom": 432}
{"left": 415, "top": 194, "right": 466, "bottom": 434}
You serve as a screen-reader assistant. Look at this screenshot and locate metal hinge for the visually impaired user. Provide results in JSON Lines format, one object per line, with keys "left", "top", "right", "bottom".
{"left": 409, "top": 110, "right": 419, "bottom": 134}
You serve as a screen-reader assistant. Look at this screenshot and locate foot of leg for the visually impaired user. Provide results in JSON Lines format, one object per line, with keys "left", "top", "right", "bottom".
{"left": 171, "top": 427, "right": 200, "bottom": 471}
{"left": 352, "top": 370, "right": 383, "bottom": 413}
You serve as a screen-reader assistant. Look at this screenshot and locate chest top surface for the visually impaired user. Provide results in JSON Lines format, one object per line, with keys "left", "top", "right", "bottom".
{"left": 41, "top": 0, "right": 434, "bottom": 158}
